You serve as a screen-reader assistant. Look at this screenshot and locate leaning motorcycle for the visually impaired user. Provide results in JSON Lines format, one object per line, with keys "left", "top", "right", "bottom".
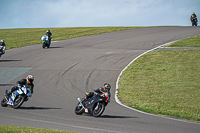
{"left": 75, "top": 92, "right": 110, "bottom": 117}
{"left": 1, "top": 85, "right": 32, "bottom": 109}
{"left": 41, "top": 35, "right": 52, "bottom": 48}
{"left": 191, "top": 17, "right": 198, "bottom": 26}
{"left": 0, "top": 45, "right": 5, "bottom": 57}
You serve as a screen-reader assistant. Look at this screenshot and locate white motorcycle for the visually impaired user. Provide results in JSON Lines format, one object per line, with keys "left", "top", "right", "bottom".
{"left": 0, "top": 45, "right": 5, "bottom": 57}
{"left": 41, "top": 35, "right": 52, "bottom": 48}
{"left": 1, "top": 85, "right": 32, "bottom": 109}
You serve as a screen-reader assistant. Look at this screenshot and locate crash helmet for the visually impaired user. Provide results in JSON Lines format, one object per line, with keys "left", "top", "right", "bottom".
{"left": 0, "top": 40, "right": 4, "bottom": 43}
{"left": 47, "top": 30, "right": 50, "bottom": 33}
{"left": 192, "top": 12, "right": 195, "bottom": 14}
{"left": 103, "top": 83, "right": 111, "bottom": 91}
{"left": 26, "top": 75, "right": 34, "bottom": 84}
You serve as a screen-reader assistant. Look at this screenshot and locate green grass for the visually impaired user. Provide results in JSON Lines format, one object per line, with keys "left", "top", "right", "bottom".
{"left": 0, "top": 125, "right": 79, "bottom": 133}
{"left": 0, "top": 27, "right": 148, "bottom": 50}
{"left": 118, "top": 37, "right": 200, "bottom": 122}
{"left": 165, "top": 35, "right": 200, "bottom": 47}
{"left": 1, "top": 27, "right": 199, "bottom": 132}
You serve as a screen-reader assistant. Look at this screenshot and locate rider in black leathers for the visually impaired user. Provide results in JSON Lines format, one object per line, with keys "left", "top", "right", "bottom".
{"left": 7, "top": 75, "right": 34, "bottom": 96}
{"left": 45, "top": 30, "right": 52, "bottom": 44}
{"left": 190, "top": 12, "right": 198, "bottom": 25}
{"left": 86, "top": 83, "right": 111, "bottom": 102}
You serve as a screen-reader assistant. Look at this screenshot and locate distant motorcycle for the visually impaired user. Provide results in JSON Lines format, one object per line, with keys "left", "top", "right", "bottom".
{"left": 41, "top": 35, "right": 52, "bottom": 48}
{"left": 0, "top": 45, "right": 5, "bottom": 57}
{"left": 191, "top": 17, "right": 198, "bottom": 26}
{"left": 1, "top": 85, "right": 32, "bottom": 109}
{"left": 75, "top": 92, "right": 110, "bottom": 117}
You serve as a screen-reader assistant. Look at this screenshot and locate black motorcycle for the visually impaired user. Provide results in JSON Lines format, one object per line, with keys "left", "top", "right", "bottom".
{"left": 75, "top": 92, "right": 110, "bottom": 117}
{"left": 191, "top": 17, "right": 198, "bottom": 26}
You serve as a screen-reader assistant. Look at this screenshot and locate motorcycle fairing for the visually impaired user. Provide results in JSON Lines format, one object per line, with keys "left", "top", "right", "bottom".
{"left": 7, "top": 86, "right": 31, "bottom": 105}
{"left": 84, "top": 95, "right": 105, "bottom": 114}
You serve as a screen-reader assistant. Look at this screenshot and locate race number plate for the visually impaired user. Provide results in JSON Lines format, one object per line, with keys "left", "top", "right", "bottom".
{"left": 85, "top": 108, "right": 88, "bottom": 113}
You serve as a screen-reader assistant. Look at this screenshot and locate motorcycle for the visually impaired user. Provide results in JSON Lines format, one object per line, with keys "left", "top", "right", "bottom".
{"left": 0, "top": 46, "right": 5, "bottom": 57}
{"left": 75, "top": 91, "right": 110, "bottom": 117}
{"left": 41, "top": 35, "right": 52, "bottom": 48}
{"left": 191, "top": 17, "right": 198, "bottom": 26}
{"left": 1, "top": 85, "right": 32, "bottom": 109}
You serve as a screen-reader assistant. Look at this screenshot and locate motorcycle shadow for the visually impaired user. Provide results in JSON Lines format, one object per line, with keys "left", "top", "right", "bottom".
{"left": 0, "top": 60, "right": 21, "bottom": 62}
{"left": 82, "top": 114, "right": 138, "bottom": 119}
{"left": 0, "top": 84, "right": 15, "bottom": 86}
{"left": 19, "top": 106, "right": 62, "bottom": 110}
{"left": 49, "top": 46, "right": 63, "bottom": 49}
{"left": 100, "top": 115, "right": 138, "bottom": 119}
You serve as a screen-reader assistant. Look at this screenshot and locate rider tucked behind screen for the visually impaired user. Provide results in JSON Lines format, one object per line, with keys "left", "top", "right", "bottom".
{"left": 86, "top": 83, "right": 111, "bottom": 102}
{"left": 190, "top": 12, "right": 198, "bottom": 25}
{"left": 8, "top": 75, "right": 34, "bottom": 96}
{"left": 45, "top": 30, "right": 52, "bottom": 43}
{"left": 190, "top": 12, "right": 197, "bottom": 19}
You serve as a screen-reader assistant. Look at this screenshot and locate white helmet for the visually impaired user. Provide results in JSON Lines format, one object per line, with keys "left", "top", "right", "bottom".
{"left": 0, "top": 40, "right": 4, "bottom": 43}
{"left": 26, "top": 75, "right": 34, "bottom": 84}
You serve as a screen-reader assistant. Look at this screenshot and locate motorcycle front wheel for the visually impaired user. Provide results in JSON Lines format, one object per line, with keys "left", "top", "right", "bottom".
{"left": 92, "top": 102, "right": 105, "bottom": 117}
{"left": 1, "top": 97, "right": 8, "bottom": 107}
{"left": 75, "top": 104, "right": 85, "bottom": 115}
{"left": 42, "top": 42, "right": 46, "bottom": 48}
{"left": 12, "top": 95, "right": 25, "bottom": 109}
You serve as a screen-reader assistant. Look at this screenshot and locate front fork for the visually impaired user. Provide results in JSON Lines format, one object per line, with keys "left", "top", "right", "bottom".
{"left": 4, "top": 90, "right": 9, "bottom": 101}
{"left": 77, "top": 98, "right": 85, "bottom": 109}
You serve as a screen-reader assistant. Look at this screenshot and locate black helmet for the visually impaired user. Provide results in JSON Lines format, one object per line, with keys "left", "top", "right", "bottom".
{"left": 103, "top": 83, "right": 111, "bottom": 90}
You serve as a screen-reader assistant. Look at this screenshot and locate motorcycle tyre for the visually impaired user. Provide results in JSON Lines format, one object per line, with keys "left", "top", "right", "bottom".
{"left": 42, "top": 42, "right": 45, "bottom": 49}
{"left": 12, "top": 95, "right": 25, "bottom": 109}
{"left": 1, "top": 97, "right": 8, "bottom": 107}
{"left": 75, "top": 104, "right": 85, "bottom": 115}
{"left": 92, "top": 102, "right": 105, "bottom": 117}
{"left": 47, "top": 43, "right": 50, "bottom": 48}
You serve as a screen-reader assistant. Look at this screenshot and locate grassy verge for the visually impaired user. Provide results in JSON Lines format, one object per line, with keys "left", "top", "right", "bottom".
{"left": 0, "top": 125, "right": 79, "bottom": 133}
{"left": 118, "top": 35, "right": 200, "bottom": 122}
{"left": 0, "top": 27, "right": 148, "bottom": 50}
{"left": 165, "top": 35, "right": 200, "bottom": 47}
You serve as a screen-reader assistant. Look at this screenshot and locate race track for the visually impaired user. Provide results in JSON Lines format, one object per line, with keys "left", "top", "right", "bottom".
{"left": 0, "top": 27, "right": 200, "bottom": 133}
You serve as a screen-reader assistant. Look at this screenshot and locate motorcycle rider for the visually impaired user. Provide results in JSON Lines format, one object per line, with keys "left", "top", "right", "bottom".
{"left": 45, "top": 30, "right": 52, "bottom": 44}
{"left": 7, "top": 75, "right": 34, "bottom": 96}
{"left": 86, "top": 83, "right": 111, "bottom": 102}
{"left": 190, "top": 12, "right": 198, "bottom": 24}
{"left": 0, "top": 40, "right": 6, "bottom": 57}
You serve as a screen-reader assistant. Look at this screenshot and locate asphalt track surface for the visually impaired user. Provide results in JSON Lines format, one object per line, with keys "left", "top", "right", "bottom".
{"left": 0, "top": 27, "right": 200, "bottom": 133}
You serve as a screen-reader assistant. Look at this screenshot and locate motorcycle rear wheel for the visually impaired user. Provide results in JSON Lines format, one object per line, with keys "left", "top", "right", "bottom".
{"left": 75, "top": 104, "right": 84, "bottom": 115}
{"left": 12, "top": 95, "right": 25, "bottom": 109}
{"left": 1, "top": 97, "right": 8, "bottom": 107}
{"left": 92, "top": 102, "right": 105, "bottom": 117}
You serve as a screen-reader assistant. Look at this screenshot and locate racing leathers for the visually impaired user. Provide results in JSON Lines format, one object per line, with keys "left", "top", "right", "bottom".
{"left": 8, "top": 78, "right": 34, "bottom": 95}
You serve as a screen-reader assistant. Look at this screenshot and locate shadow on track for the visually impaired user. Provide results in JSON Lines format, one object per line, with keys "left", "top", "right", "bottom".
{"left": 49, "top": 46, "right": 63, "bottom": 49}
{"left": 100, "top": 115, "right": 138, "bottom": 119}
{"left": 19, "top": 106, "right": 62, "bottom": 110}
{"left": 0, "top": 84, "right": 15, "bottom": 86}
{"left": 0, "top": 60, "right": 21, "bottom": 62}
